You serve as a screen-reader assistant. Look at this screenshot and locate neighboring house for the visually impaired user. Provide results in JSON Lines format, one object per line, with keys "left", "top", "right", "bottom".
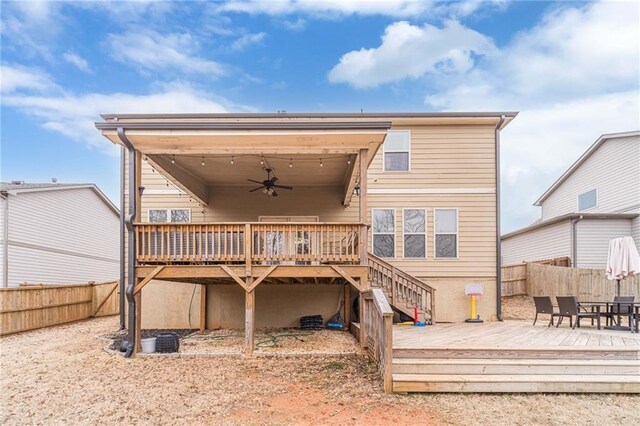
{"left": 0, "top": 182, "right": 120, "bottom": 287}
{"left": 95, "top": 111, "right": 516, "bottom": 356}
{"left": 502, "top": 131, "right": 640, "bottom": 268}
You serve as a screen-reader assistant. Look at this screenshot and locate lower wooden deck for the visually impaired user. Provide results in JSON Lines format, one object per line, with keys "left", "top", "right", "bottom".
{"left": 391, "top": 321, "right": 640, "bottom": 393}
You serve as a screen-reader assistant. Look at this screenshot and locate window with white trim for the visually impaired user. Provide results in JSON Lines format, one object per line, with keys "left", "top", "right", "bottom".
{"left": 403, "top": 209, "right": 426, "bottom": 258}
{"left": 148, "top": 208, "right": 191, "bottom": 223}
{"left": 383, "top": 130, "right": 410, "bottom": 171}
{"left": 372, "top": 208, "right": 395, "bottom": 258}
{"left": 434, "top": 208, "right": 458, "bottom": 258}
{"left": 578, "top": 189, "right": 597, "bottom": 211}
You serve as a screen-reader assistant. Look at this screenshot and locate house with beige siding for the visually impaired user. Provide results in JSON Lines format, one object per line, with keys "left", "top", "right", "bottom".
{"left": 502, "top": 130, "right": 640, "bottom": 268}
{"left": 0, "top": 182, "right": 119, "bottom": 287}
{"left": 94, "top": 111, "right": 515, "bottom": 358}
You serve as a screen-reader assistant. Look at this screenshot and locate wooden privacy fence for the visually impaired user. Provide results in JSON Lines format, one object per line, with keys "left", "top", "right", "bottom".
{"left": 0, "top": 281, "right": 119, "bottom": 336}
{"left": 501, "top": 263, "right": 640, "bottom": 300}
{"left": 362, "top": 288, "right": 393, "bottom": 393}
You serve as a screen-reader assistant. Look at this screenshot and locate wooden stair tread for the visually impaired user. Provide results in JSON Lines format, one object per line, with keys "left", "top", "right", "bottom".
{"left": 393, "top": 358, "right": 640, "bottom": 366}
{"left": 393, "top": 374, "right": 640, "bottom": 383}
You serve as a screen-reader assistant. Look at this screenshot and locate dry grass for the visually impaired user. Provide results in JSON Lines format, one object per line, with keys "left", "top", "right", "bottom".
{"left": 1, "top": 317, "right": 638, "bottom": 425}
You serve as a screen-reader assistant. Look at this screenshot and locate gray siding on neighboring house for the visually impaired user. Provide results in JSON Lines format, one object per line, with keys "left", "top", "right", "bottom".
{"left": 501, "top": 220, "right": 572, "bottom": 265}
{"left": 632, "top": 216, "right": 640, "bottom": 246}
{"left": 4, "top": 187, "right": 119, "bottom": 287}
{"left": 541, "top": 136, "right": 640, "bottom": 220}
{"left": 575, "top": 218, "right": 633, "bottom": 268}
{"left": 0, "top": 196, "right": 5, "bottom": 285}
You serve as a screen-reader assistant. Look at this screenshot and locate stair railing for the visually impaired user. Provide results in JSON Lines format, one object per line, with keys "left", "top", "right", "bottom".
{"left": 367, "top": 253, "right": 436, "bottom": 323}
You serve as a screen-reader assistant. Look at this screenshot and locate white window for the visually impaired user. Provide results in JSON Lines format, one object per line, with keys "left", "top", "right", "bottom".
{"left": 578, "top": 189, "right": 597, "bottom": 211}
{"left": 403, "top": 209, "right": 426, "bottom": 258}
{"left": 383, "top": 130, "right": 410, "bottom": 172}
{"left": 372, "top": 208, "right": 395, "bottom": 258}
{"left": 148, "top": 208, "right": 191, "bottom": 223}
{"left": 434, "top": 208, "right": 458, "bottom": 259}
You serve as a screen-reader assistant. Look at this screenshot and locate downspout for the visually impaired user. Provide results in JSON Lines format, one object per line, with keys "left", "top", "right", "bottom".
{"left": 571, "top": 215, "right": 584, "bottom": 268}
{"left": 117, "top": 127, "right": 137, "bottom": 358}
{"left": 1, "top": 192, "right": 8, "bottom": 288}
{"left": 495, "top": 115, "right": 506, "bottom": 321}
{"left": 119, "top": 146, "right": 126, "bottom": 330}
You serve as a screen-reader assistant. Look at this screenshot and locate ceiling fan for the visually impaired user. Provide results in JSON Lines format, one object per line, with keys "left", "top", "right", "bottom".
{"left": 247, "top": 168, "right": 293, "bottom": 197}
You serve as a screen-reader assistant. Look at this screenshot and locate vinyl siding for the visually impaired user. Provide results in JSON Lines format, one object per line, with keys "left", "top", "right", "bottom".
{"left": 541, "top": 136, "right": 640, "bottom": 220}
{"left": 501, "top": 220, "right": 572, "bottom": 265}
{"left": 5, "top": 188, "right": 119, "bottom": 287}
{"left": 0, "top": 196, "right": 5, "bottom": 285}
{"left": 575, "top": 218, "right": 633, "bottom": 268}
{"left": 632, "top": 216, "right": 640, "bottom": 245}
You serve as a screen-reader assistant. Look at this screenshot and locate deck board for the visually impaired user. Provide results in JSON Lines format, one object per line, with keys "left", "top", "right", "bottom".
{"left": 393, "top": 321, "right": 640, "bottom": 350}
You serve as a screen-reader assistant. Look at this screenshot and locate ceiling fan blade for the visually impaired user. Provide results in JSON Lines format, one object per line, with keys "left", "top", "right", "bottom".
{"left": 270, "top": 176, "right": 279, "bottom": 184}
{"left": 273, "top": 185, "right": 293, "bottom": 190}
{"left": 249, "top": 186, "right": 265, "bottom": 192}
{"left": 247, "top": 179, "right": 263, "bottom": 184}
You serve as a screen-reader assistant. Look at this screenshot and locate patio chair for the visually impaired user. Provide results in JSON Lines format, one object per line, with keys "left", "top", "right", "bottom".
{"left": 602, "top": 296, "right": 635, "bottom": 327}
{"left": 532, "top": 296, "right": 560, "bottom": 327}
{"left": 555, "top": 296, "right": 600, "bottom": 330}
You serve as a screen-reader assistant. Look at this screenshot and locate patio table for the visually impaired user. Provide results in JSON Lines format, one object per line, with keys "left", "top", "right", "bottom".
{"left": 580, "top": 301, "right": 640, "bottom": 333}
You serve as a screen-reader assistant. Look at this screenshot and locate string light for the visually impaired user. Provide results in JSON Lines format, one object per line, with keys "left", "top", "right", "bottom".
{"left": 201, "top": 156, "right": 205, "bottom": 166}
{"left": 260, "top": 157, "right": 264, "bottom": 166}
{"left": 230, "top": 156, "right": 235, "bottom": 165}
{"left": 320, "top": 158, "right": 323, "bottom": 167}
{"left": 171, "top": 155, "right": 175, "bottom": 164}
{"left": 347, "top": 158, "right": 351, "bottom": 165}
{"left": 289, "top": 158, "right": 293, "bottom": 168}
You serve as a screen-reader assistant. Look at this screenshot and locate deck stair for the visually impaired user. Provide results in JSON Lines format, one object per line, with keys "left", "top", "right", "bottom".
{"left": 391, "top": 334, "right": 640, "bottom": 393}
{"left": 367, "top": 253, "right": 435, "bottom": 323}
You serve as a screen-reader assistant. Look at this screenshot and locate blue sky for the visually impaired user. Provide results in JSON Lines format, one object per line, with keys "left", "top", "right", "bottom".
{"left": 1, "top": 0, "right": 639, "bottom": 232}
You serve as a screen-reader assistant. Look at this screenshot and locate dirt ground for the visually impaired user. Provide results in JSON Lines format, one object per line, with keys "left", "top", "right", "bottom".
{"left": 1, "top": 317, "right": 639, "bottom": 426}
{"left": 502, "top": 295, "right": 536, "bottom": 321}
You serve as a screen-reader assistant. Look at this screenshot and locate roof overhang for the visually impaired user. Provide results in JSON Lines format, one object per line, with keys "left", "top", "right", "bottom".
{"left": 95, "top": 121, "right": 392, "bottom": 165}
{"left": 501, "top": 212, "right": 639, "bottom": 240}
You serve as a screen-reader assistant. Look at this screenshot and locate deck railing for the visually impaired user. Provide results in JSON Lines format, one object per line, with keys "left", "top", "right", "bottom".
{"left": 362, "top": 288, "right": 394, "bottom": 393}
{"left": 135, "top": 222, "right": 361, "bottom": 265}
{"left": 368, "top": 253, "right": 436, "bottom": 323}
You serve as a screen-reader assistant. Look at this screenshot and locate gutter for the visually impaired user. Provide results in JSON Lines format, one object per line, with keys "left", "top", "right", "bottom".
{"left": 119, "top": 146, "right": 125, "bottom": 330}
{"left": 117, "top": 127, "right": 137, "bottom": 358}
{"left": 570, "top": 215, "right": 584, "bottom": 267}
{"left": 95, "top": 121, "right": 393, "bottom": 131}
{"left": 495, "top": 115, "right": 506, "bottom": 321}
{"left": 1, "top": 192, "right": 8, "bottom": 288}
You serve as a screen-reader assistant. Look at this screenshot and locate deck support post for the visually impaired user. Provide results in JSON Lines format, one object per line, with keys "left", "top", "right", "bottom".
{"left": 344, "top": 283, "right": 351, "bottom": 327}
{"left": 134, "top": 284, "right": 142, "bottom": 354}
{"left": 359, "top": 290, "right": 367, "bottom": 351}
{"left": 200, "top": 284, "right": 207, "bottom": 331}
{"left": 244, "top": 288, "right": 255, "bottom": 357}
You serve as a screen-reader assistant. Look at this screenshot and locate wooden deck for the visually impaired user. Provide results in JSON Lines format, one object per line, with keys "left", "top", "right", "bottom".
{"left": 390, "top": 321, "right": 640, "bottom": 393}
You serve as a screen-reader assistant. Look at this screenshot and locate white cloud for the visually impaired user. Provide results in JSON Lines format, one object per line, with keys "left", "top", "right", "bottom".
{"left": 0, "top": 1, "right": 64, "bottom": 58}
{"left": 214, "top": 0, "right": 431, "bottom": 18}
{"left": 281, "top": 17, "right": 306, "bottom": 31}
{"left": 0, "top": 64, "right": 59, "bottom": 94}
{"left": 63, "top": 52, "right": 91, "bottom": 73}
{"left": 328, "top": 20, "right": 497, "bottom": 88}
{"left": 2, "top": 80, "right": 246, "bottom": 154}
{"left": 107, "top": 30, "right": 226, "bottom": 76}
{"left": 230, "top": 32, "right": 267, "bottom": 51}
